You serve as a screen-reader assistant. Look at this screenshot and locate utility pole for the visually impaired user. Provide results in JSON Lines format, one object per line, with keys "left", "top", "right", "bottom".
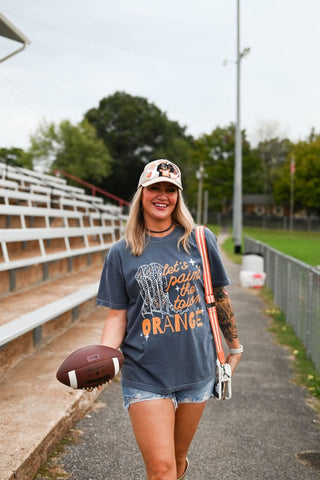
{"left": 289, "top": 156, "right": 295, "bottom": 231}
{"left": 203, "top": 190, "right": 209, "bottom": 225}
{"left": 196, "top": 163, "right": 204, "bottom": 224}
{"left": 232, "top": 0, "right": 249, "bottom": 254}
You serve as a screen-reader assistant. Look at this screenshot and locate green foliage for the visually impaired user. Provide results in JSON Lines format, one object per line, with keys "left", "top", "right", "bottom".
{"left": 85, "top": 91, "right": 193, "bottom": 201}
{"left": 263, "top": 290, "right": 320, "bottom": 399}
{"left": 188, "top": 124, "right": 264, "bottom": 213}
{"left": 0, "top": 147, "right": 33, "bottom": 168}
{"left": 3, "top": 91, "right": 320, "bottom": 214}
{"left": 253, "top": 137, "right": 292, "bottom": 196}
{"left": 29, "top": 119, "right": 112, "bottom": 183}
{"left": 273, "top": 132, "right": 320, "bottom": 214}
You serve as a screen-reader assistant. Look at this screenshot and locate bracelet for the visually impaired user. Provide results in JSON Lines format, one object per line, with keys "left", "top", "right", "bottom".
{"left": 229, "top": 344, "right": 243, "bottom": 355}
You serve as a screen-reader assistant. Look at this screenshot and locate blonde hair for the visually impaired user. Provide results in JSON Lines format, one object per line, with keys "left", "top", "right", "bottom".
{"left": 124, "top": 187, "right": 195, "bottom": 256}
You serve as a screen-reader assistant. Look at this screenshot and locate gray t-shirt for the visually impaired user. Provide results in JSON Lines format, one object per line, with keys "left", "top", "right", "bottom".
{"left": 96, "top": 226, "right": 230, "bottom": 394}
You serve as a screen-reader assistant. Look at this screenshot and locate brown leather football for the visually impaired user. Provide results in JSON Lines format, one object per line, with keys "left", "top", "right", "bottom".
{"left": 56, "top": 344, "right": 124, "bottom": 389}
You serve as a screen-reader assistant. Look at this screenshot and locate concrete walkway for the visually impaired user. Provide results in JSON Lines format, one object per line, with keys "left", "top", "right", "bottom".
{"left": 1, "top": 241, "right": 320, "bottom": 480}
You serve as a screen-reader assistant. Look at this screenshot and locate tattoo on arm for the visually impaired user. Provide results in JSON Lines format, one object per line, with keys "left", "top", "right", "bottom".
{"left": 213, "top": 287, "right": 238, "bottom": 343}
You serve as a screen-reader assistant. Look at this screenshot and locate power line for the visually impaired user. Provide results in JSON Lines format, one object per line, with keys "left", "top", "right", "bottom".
{"left": 1, "top": 70, "right": 60, "bottom": 119}
{"left": 1, "top": 8, "right": 228, "bottom": 64}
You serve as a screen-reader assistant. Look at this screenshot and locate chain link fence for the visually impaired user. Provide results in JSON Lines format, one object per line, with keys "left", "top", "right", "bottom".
{"left": 203, "top": 212, "right": 320, "bottom": 231}
{"left": 244, "top": 236, "right": 320, "bottom": 374}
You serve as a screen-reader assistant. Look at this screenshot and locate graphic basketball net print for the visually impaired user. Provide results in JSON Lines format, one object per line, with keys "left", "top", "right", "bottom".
{"left": 135, "top": 263, "right": 174, "bottom": 317}
{"left": 135, "top": 259, "right": 204, "bottom": 342}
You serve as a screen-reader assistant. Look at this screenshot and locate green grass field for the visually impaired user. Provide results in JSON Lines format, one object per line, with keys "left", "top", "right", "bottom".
{"left": 243, "top": 228, "right": 320, "bottom": 266}
{"left": 208, "top": 225, "right": 320, "bottom": 266}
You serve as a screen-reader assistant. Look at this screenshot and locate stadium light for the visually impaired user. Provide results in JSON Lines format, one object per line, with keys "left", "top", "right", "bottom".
{"left": 0, "top": 12, "right": 30, "bottom": 63}
{"left": 232, "top": 0, "right": 249, "bottom": 254}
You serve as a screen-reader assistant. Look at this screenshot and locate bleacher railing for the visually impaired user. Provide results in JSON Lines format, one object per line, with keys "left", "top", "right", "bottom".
{"left": 244, "top": 236, "right": 320, "bottom": 374}
{"left": 54, "top": 169, "right": 130, "bottom": 207}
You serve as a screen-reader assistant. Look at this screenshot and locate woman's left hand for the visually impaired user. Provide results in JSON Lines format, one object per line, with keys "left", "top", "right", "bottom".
{"left": 226, "top": 352, "right": 242, "bottom": 376}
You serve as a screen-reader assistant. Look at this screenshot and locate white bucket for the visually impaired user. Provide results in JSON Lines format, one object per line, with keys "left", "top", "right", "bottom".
{"left": 242, "top": 254, "right": 264, "bottom": 272}
{"left": 240, "top": 270, "right": 266, "bottom": 288}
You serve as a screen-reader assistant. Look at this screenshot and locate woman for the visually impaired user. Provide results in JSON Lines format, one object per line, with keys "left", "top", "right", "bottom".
{"left": 97, "top": 159, "right": 242, "bottom": 480}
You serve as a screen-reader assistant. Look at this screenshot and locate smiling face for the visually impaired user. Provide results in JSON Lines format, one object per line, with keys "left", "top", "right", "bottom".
{"left": 141, "top": 182, "right": 178, "bottom": 229}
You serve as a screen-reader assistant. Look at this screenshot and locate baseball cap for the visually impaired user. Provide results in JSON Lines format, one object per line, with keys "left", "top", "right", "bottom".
{"left": 138, "top": 159, "right": 183, "bottom": 190}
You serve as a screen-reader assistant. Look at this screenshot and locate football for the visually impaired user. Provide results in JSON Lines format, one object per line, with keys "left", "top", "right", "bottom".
{"left": 56, "top": 344, "right": 124, "bottom": 390}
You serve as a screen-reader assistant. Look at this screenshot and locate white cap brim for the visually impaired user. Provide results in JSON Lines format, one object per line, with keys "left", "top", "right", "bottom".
{"left": 140, "top": 177, "right": 183, "bottom": 190}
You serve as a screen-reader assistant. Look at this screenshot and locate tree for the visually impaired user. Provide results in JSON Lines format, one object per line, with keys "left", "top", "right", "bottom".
{"left": 85, "top": 91, "right": 193, "bottom": 201}
{"left": 274, "top": 132, "right": 320, "bottom": 215}
{"left": 189, "top": 124, "right": 263, "bottom": 212}
{"left": 28, "top": 119, "right": 112, "bottom": 183}
{"left": 254, "top": 137, "right": 292, "bottom": 196}
{"left": 251, "top": 120, "right": 292, "bottom": 197}
{"left": 0, "top": 147, "right": 32, "bottom": 168}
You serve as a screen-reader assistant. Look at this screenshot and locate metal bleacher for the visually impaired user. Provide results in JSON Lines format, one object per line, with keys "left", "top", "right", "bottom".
{"left": 0, "top": 162, "right": 127, "bottom": 374}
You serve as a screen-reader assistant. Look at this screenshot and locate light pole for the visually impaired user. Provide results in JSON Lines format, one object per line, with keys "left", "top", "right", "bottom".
{"left": 289, "top": 156, "right": 295, "bottom": 231}
{"left": 232, "top": 0, "right": 249, "bottom": 254}
{"left": 196, "top": 163, "right": 204, "bottom": 224}
{"left": 0, "top": 12, "right": 30, "bottom": 63}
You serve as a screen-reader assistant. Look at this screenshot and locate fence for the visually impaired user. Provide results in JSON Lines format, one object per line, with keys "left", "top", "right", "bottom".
{"left": 244, "top": 236, "right": 320, "bottom": 374}
{"left": 203, "top": 212, "right": 320, "bottom": 231}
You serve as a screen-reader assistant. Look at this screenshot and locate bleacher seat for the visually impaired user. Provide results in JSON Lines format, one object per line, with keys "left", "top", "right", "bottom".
{"left": 0, "top": 163, "right": 128, "bottom": 374}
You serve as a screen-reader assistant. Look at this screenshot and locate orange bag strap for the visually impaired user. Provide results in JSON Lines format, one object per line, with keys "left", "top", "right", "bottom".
{"left": 195, "top": 226, "right": 226, "bottom": 365}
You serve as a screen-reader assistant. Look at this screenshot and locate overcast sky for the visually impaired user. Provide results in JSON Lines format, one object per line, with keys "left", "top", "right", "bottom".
{"left": 1, "top": 0, "right": 320, "bottom": 150}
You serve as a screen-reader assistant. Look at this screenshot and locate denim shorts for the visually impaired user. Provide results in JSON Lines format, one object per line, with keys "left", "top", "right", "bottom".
{"left": 122, "top": 377, "right": 215, "bottom": 410}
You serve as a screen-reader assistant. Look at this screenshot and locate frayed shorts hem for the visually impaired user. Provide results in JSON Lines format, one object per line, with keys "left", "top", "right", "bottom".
{"left": 122, "top": 377, "right": 215, "bottom": 410}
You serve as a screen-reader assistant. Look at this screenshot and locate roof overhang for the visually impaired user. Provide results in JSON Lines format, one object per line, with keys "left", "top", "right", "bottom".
{"left": 0, "top": 12, "right": 30, "bottom": 63}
